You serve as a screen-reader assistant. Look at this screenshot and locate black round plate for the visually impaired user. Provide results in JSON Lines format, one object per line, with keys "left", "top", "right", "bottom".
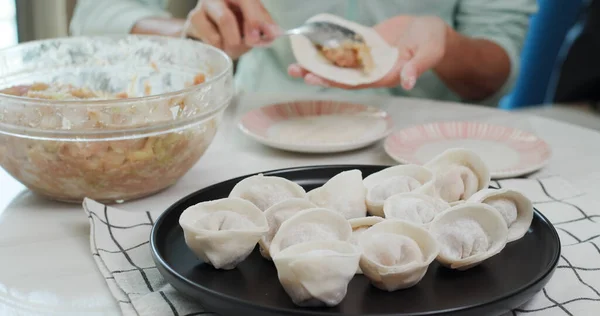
{"left": 151, "top": 165, "right": 561, "bottom": 316}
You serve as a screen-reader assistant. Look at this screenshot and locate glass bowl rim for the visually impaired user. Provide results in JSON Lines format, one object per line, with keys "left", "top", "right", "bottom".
{"left": 0, "top": 34, "right": 233, "bottom": 107}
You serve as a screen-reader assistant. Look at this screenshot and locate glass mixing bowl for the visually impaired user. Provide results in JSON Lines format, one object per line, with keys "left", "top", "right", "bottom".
{"left": 0, "top": 36, "right": 233, "bottom": 203}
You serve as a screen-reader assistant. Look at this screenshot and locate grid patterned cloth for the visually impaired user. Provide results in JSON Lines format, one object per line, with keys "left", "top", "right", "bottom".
{"left": 82, "top": 176, "right": 600, "bottom": 316}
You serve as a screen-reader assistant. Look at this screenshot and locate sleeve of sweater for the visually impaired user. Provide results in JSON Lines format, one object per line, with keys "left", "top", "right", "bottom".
{"left": 69, "top": 0, "right": 172, "bottom": 36}
{"left": 455, "top": 0, "right": 538, "bottom": 104}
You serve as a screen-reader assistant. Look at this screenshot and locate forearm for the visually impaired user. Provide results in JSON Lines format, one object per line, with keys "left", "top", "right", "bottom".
{"left": 130, "top": 17, "right": 186, "bottom": 37}
{"left": 434, "top": 26, "right": 511, "bottom": 101}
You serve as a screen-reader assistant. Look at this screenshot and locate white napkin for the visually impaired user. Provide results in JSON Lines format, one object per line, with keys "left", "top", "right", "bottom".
{"left": 83, "top": 176, "right": 600, "bottom": 316}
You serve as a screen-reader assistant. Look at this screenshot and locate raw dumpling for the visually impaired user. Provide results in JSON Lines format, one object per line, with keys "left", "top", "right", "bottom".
{"left": 290, "top": 13, "right": 399, "bottom": 86}
{"left": 348, "top": 216, "right": 385, "bottom": 247}
{"left": 348, "top": 216, "right": 385, "bottom": 274}
{"left": 229, "top": 174, "right": 307, "bottom": 211}
{"left": 179, "top": 197, "right": 268, "bottom": 270}
{"left": 383, "top": 193, "right": 450, "bottom": 227}
{"left": 449, "top": 200, "right": 466, "bottom": 207}
{"left": 467, "top": 188, "right": 533, "bottom": 242}
{"left": 424, "top": 148, "right": 491, "bottom": 203}
{"left": 358, "top": 220, "right": 439, "bottom": 291}
{"left": 428, "top": 203, "right": 508, "bottom": 270}
{"left": 363, "top": 165, "right": 436, "bottom": 217}
{"left": 307, "top": 169, "right": 367, "bottom": 219}
{"left": 269, "top": 208, "right": 352, "bottom": 258}
{"left": 273, "top": 240, "right": 360, "bottom": 307}
{"left": 259, "top": 198, "right": 316, "bottom": 260}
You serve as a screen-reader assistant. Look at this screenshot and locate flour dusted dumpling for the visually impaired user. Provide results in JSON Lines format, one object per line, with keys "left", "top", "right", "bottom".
{"left": 383, "top": 193, "right": 450, "bottom": 227}
{"left": 259, "top": 198, "right": 316, "bottom": 260}
{"left": 348, "top": 216, "right": 385, "bottom": 274}
{"left": 269, "top": 208, "right": 352, "bottom": 258}
{"left": 358, "top": 220, "right": 439, "bottom": 291}
{"left": 429, "top": 203, "right": 508, "bottom": 270}
{"left": 229, "top": 174, "right": 307, "bottom": 211}
{"left": 273, "top": 240, "right": 360, "bottom": 307}
{"left": 363, "top": 165, "right": 436, "bottom": 217}
{"left": 424, "top": 148, "right": 491, "bottom": 203}
{"left": 307, "top": 169, "right": 367, "bottom": 219}
{"left": 467, "top": 189, "right": 533, "bottom": 242}
{"left": 179, "top": 198, "right": 268, "bottom": 270}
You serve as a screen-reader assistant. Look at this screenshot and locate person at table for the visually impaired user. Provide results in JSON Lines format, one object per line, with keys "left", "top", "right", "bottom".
{"left": 70, "top": 0, "right": 537, "bottom": 106}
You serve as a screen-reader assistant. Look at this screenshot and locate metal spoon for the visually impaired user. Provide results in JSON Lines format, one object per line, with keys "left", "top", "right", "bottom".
{"left": 183, "top": 18, "right": 365, "bottom": 49}
{"left": 275, "top": 21, "right": 365, "bottom": 48}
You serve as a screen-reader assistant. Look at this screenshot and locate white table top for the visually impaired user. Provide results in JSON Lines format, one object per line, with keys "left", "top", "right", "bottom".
{"left": 1, "top": 93, "right": 600, "bottom": 316}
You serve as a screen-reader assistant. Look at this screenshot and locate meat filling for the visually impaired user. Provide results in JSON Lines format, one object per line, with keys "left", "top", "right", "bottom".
{"left": 318, "top": 40, "right": 374, "bottom": 73}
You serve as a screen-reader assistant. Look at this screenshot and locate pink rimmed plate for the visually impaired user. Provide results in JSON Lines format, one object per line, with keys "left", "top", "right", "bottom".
{"left": 384, "top": 121, "right": 552, "bottom": 179}
{"left": 239, "top": 100, "right": 394, "bottom": 153}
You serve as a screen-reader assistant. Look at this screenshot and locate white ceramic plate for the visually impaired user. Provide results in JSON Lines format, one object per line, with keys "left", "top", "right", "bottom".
{"left": 384, "top": 121, "right": 552, "bottom": 179}
{"left": 239, "top": 100, "right": 394, "bottom": 153}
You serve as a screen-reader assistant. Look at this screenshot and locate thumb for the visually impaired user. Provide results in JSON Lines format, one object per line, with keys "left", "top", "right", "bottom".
{"left": 399, "top": 44, "right": 443, "bottom": 90}
{"left": 236, "top": 0, "right": 280, "bottom": 46}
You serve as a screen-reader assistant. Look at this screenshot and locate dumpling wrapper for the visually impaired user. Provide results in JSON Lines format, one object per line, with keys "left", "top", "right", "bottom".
{"left": 259, "top": 198, "right": 316, "bottom": 260}
{"left": 179, "top": 197, "right": 268, "bottom": 270}
{"left": 429, "top": 203, "right": 508, "bottom": 270}
{"left": 290, "top": 13, "right": 399, "bottom": 86}
{"left": 348, "top": 216, "right": 385, "bottom": 274}
{"left": 467, "top": 188, "right": 533, "bottom": 242}
{"left": 273, "top": 240, "right": 360, "bottom": 307}
{"left": 358, "top": 220, "right": 439, "bottom": 291}
{"left": 307, "top": 169, "right": 367, "bottom": 219}
{"left": 424, "top": 148, "right": 491, "bottom": 203}
{"left": 269, "top": 208, "right": 352, "bottom": 258}
{"left": 363, "top": 164, "right": 437, "bottom": 217}
{"left": 229, "top": 174, "right": 307, "bottom": 211}
{"left": 383, "top": 192, "right": 450, "bottom": 227}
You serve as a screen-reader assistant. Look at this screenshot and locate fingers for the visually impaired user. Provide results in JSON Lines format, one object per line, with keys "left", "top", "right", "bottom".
{"left": 235, "top": 0, "right": 281, "bottom": 46}
{"left": 373, "top": 53, "right": 410, "bottom": 87}
{"left": 287, "top": 64, "right": 308, "bottom": 78}
{"left": 288, "top": 64, "right": 334, "bottom": 87}
{"left": 288, "top": 48, "right": 410, "bottom": 90}
{"left": 288, "top": 64, "right": 366, "bottom": 90}
{"left": 400, "top": 62, "right": 418, "bottom": 90}
{"left": 187, "top": 9, "right": 221, "bottom": 47}
{"left": 203, "top": 0, "right": 242, "bottom": 49}
{"left": 186, "top": 0, "right": 279, "bottom": 57}
{"left": 304, "top": 74, "right": 333, "bottom": 87}
{"left": 400, "top": 45, "right": 443, "bottom": 90}
{"left": 400, "top": 47, "right": 443, "bottom": 90}
{"left": 397, "top": 26, "right": 445, "bottom": 90}
{"left": 185, "top": 0, "right": 255, "bottom": 59}
{"left": 286, "top": 14, "right": 447, "bottom": 91}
